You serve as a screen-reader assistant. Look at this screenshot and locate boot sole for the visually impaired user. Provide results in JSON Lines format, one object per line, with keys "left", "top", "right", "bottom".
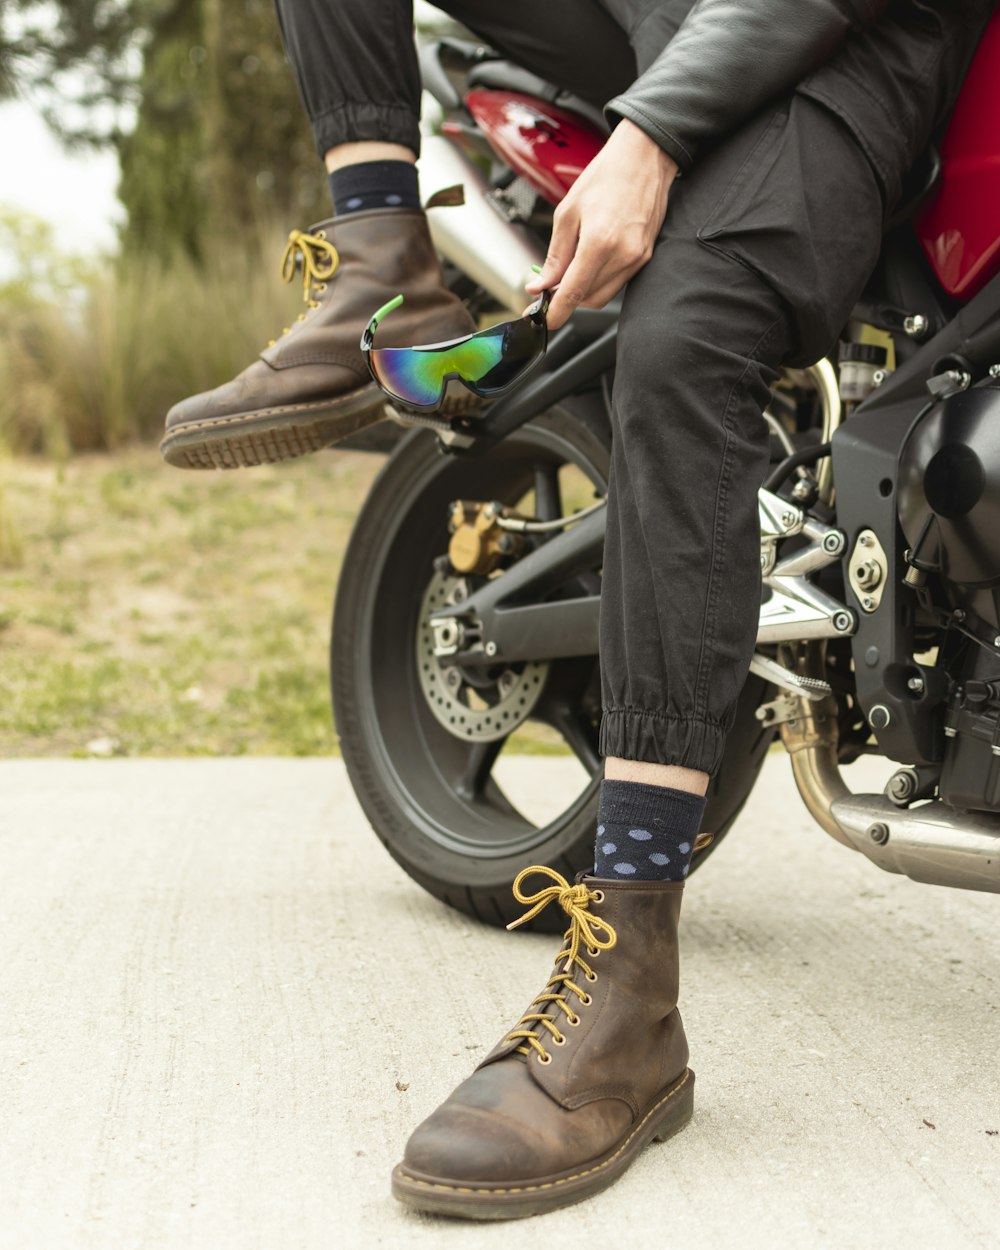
{"left": 159, "top": 385, "right": 387, "bottom": 470}
{"left": 391, "top": 1067, "right": 694, "bottom": 1221}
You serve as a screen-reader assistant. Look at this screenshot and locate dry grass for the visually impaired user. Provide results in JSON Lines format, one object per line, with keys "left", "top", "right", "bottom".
{"left": 0, "top": 447, "right": 382, "bottom": 757}
{"left": 0, "top": 226, "right": 303, "bottom": 456}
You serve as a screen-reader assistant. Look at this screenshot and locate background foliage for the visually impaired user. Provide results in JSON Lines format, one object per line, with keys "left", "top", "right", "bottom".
{"left": 1, "top": 0, "right": 325, "bottom": 256}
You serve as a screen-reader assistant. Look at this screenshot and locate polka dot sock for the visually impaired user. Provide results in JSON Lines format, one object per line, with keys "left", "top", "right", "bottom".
{"left": 328, "top": 160, "right": 421, "bottom": 216}
{"left": 593, "top": 779, "right": 706, "bottom": 882}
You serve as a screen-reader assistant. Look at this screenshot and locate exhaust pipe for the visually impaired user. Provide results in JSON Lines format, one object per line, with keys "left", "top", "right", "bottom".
{"left": 418, "top": 133, "right": 546, "bottom": 314}
{"left": 831, "top": 793, "right": 1000, "bottom": 894}
{"left": 776, "top": 644, "right": 1000, "bottom": 892}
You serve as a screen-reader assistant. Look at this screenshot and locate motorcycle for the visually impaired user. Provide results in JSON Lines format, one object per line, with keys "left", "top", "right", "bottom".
{"left": 331, "top": 16, "right": 1000, "bottom": 930}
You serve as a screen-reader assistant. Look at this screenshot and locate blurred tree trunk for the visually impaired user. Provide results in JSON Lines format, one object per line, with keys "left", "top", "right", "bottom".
{"left": 199, "top": 0, "right": 324, "bottom": 245}
{"left": 1, "top": 0, "right": 325, "bottom": 259}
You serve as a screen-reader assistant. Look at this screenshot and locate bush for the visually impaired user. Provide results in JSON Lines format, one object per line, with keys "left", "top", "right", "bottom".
{"left": 0, "top": 209, "right": 303, "bottom": 455}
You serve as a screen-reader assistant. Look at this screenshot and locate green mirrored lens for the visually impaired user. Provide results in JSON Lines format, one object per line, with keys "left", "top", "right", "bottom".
{"left": 370, "top": 318, "right": 544, "bottom": 408}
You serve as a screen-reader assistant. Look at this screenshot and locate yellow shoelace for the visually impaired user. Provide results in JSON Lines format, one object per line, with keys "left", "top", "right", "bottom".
{"left": 503, "top": 866, "right": 617, "bottom": 1063}
{"left": 266, "top": 228, "right": 340, "bottom": 347}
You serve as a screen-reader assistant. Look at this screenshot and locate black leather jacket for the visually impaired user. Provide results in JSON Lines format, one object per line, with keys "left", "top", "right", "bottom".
{"left": 605, "top": 0, "right": 993, "bottom": 200}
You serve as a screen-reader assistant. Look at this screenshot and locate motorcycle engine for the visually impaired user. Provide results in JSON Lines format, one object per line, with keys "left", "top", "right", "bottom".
{"left": 897, "top": 379, "right": 1000, "bottom": 810}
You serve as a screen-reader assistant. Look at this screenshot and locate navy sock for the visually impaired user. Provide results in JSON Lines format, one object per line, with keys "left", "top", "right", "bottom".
{"left": 328, "top": 160, "right": 421, "bottom": 216}
{"left": 594, "top": 779, "right": 706, "bottom": 882}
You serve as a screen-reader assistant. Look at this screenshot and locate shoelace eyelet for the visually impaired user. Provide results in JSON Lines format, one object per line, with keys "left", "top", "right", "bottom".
{"left": 566, "top": 1013, "right": 581, "bottom": 1026}
{"left": 552, "top": 1033, "right": 566, "bottom": 1046}
{"left": 538, "top": 1051, "right": 553, "bottom": 1064}
{"left": 587, "top": 945, "right": 600, "bottom": 957}
{"left": 591, "top": 890, "right": 605, "bottom": 903}
{"left": 585, "top": 970, "right": 598, "bottom": 983}
{"left": 579, "top": 993, "right": 593, "bottom": 1006}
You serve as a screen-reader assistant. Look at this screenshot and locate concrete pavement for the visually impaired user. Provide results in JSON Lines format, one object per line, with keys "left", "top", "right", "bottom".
{"left": 1, "top": 753, "right": 998, "bottom": 1249}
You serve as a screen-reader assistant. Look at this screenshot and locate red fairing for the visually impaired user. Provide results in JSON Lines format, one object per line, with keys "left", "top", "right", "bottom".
{"left": 463, "top": 90, "right": 605, "bottom": 205}
{"left": 916, "top": 11, "right": 1000, "bottom": 301}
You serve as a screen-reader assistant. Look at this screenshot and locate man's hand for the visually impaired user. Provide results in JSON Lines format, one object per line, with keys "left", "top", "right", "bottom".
{"left": 525, "top": 119, "right": 679, "bottom": 330}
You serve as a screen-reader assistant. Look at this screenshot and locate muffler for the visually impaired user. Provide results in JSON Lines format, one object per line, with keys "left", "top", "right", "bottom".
{"left": 418, "top": 133, "right": 546, "bottom": 314}
{"left": 831, "top": 793, "right": 1000, "bottom": 894}
{"left": 776, "top": 645, "right": 1000, "bottom": 893}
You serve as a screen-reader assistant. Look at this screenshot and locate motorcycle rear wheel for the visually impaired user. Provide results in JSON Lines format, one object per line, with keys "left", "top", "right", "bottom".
{"left": 331, "top": 407, "right": 776, "bottom": 930}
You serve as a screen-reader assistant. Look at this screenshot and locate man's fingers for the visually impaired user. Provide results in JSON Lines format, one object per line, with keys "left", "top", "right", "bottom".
{"left": 524, "top": 204, "right": 578, "bottom": 293}
{"left": 545, "top": 245, "right": 604, "bottom": 330}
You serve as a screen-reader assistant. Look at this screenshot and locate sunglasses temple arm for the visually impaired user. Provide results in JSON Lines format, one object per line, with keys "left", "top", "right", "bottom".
{"left": 361, "top": 293, "right": 405, "bottom": 349}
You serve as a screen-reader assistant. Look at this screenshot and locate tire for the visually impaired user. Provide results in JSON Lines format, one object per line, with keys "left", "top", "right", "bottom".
{"left": 331, "top": 406, "right": 776, "bottom": 930}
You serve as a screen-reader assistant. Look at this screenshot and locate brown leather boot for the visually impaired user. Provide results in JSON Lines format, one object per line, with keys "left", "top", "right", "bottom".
{"left": 160, "top": 208, "right": 476, "bottom": 469}
{"left": 392, "top": 866, "right": 693, "bottom": 1220}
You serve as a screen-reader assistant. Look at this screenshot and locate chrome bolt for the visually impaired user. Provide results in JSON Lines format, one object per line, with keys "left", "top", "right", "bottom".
{"left": 907, "top": 675, "right": 925, "bottom": 693}
{"left": 833, "top": 611, "right": 853, "bottom": 633}
{"left": 993, "top": 635, "right": 1000, "bottom": 649}
{"left": 887, "top": 770, "right": 915, "bottom": 802}
{"left": 859, "top": 533, "right": 872, "bottom": 546}
{"left": 903, "top": 314, "right": 928, "bottom": 337}
{"left": 867, "top": 822, "right": 890, "bottom": 845}
{"left": 870, "top": 704, "right": 892, "bottom": 730}
{"left": 781, "top": 510, "right": 797, "bottom": 528}
{"left": 990, "top": 364, "right": 1000, "bottom": 379}
{"left": 484, "top": 641, "right": 498, "bottom": 658}
{"left": 823, "top": 531, "right": 844, "bottom": 554}
{"left": 862, "top": 596, "right": 874, "bottom": 610}
{"left": 872, "top": 369, "right": 888, "bottom": 387}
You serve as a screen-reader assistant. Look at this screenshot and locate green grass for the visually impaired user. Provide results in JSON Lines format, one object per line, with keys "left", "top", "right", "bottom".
{"left": 0, "top": 447, "right": 574, "bottom": 758}
{"left": 0, "top": 448, "right": 381, "bottom": 757}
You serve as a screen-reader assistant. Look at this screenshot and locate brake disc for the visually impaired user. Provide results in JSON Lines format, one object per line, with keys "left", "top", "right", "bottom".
{"left": 415, "top": 571, "right": 549, "bottom": 742}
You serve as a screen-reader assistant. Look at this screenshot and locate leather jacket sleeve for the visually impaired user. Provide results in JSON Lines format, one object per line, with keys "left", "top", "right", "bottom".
{"left": 606, "top": 0, "right": 892, "bottom": 170}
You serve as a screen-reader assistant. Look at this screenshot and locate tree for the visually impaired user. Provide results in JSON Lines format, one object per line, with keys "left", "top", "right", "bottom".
{"left": 2, "top": 0, "right": 324, "bottom": 258}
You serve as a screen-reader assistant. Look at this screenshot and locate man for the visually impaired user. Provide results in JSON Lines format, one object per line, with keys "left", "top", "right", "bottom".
{"left": 162, "top": 0, "right": 991, "bottom": 1219}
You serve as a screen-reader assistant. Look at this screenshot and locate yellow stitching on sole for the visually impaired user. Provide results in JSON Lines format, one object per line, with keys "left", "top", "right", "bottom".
{"left": 161, "top": 393, "right": 376, "bottom": 440}
{"left": 397, "top": 1068, "right": 691, "bottom": 1199}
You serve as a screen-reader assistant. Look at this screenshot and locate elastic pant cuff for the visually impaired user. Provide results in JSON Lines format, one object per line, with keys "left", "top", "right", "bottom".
{"left": 599, "top": 707, "right": 726, "bottom": 777}
{"left": 310, "top": 103, "right": 422, "bottom": 160}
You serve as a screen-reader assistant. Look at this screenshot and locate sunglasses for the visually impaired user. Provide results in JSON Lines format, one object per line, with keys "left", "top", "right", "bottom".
{"left": 360, "top": 290, "right": 550, "bottom": 413}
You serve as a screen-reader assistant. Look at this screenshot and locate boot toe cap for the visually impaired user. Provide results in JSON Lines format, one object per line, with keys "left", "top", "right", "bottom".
{"left": 399, "top": 1062, "right": 598, "bottom": 1185}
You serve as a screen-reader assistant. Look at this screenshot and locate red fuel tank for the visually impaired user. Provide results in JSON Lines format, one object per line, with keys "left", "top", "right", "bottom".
{"left": 463, "top": 90, "right": 605, "bottom": 206}
{"left": 916, "top": 11, "right": 1000, "bottom": 301}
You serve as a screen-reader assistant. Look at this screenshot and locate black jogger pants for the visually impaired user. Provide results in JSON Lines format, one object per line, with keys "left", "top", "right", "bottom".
{"left": 274, "top": 0, "right": 972, "bottom": 774}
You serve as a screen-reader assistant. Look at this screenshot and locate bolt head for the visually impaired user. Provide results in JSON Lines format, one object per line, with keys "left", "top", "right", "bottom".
{"left": 484, "top": 641, "right": 498, "bottom": 657}
{"left": 907, "top": 675, "right": 924, "bottom": 693}
{"left": 867, "top": 822, "right": 890, "bottom": 845}
{"left": 888, "top": 772, "right": 914, "bottom": 800}
{"left": 993, "top": 635, "right": 1000, "bottom": 649}
{"left": 870, "top": 704, "right": 891, "bottom": 730}
{"left": 903, "top": 314, "right": 928, "bottom": 337}
{"left": 990, "top": 364, "right": 1000, "bottom": 379}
